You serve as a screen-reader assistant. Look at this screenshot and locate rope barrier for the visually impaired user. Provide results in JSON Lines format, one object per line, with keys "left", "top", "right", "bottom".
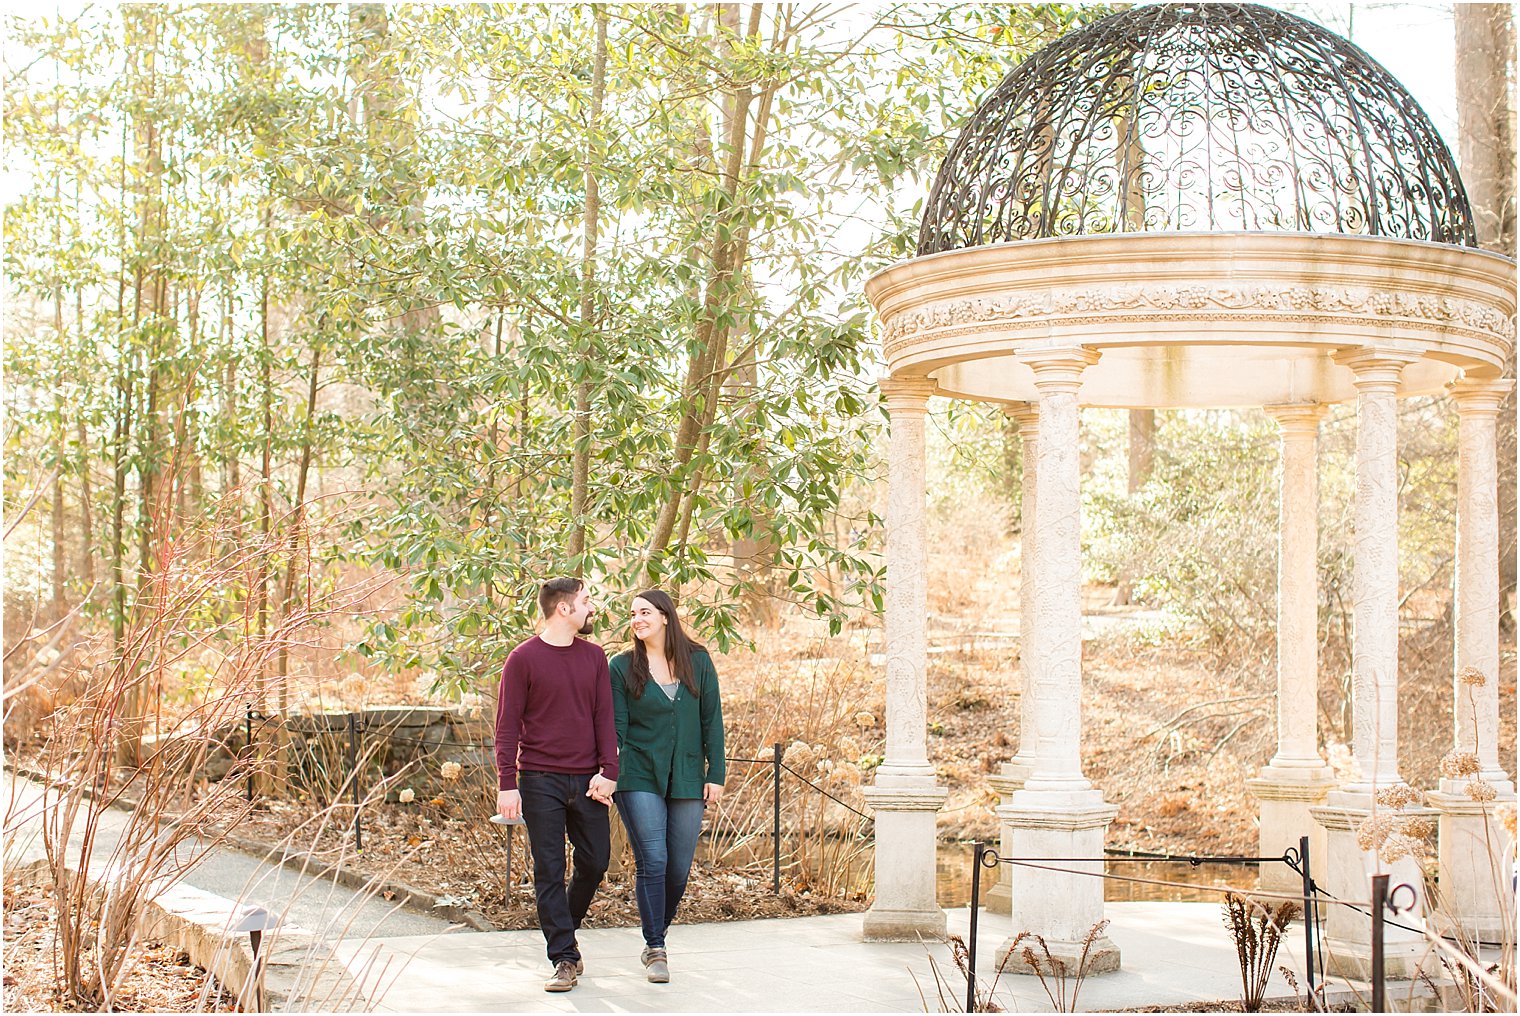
{"left": 777, "top": 762, "right": 873, "bottom": 819}
{"left": 992, "top": 856, "right": 1370, "bottom": 908}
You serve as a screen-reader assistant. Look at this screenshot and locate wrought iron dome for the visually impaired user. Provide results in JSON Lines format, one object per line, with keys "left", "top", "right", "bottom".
{"left": 918, "top": 2, "right": 1477, "bottom": 255}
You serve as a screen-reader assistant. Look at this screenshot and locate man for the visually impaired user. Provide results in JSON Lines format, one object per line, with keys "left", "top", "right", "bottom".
{"left": 495, "top": 577, "right": 618, "bottom": 993}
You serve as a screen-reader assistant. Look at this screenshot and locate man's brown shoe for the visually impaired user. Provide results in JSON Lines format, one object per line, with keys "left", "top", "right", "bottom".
{"left": 544, "top": 960, "right": 578, "bottom": 992}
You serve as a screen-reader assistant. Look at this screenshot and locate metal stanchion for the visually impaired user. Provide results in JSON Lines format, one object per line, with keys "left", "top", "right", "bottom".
{"left": 1370, "top": 873, "right": 1388, "bottom": 1013}
{"left": 348, "top": 712, "right": 363, "bottom": 851}
{"left": 1297, "top": 835, "right": 1316, "bottom": 995}
{"left": 245, "top": 704, "right": 256, "bottom": 802}
{"left": 967, "top": 841, "right": 987, "bottom": 1013}
{"left": 772, "top": 741, "right": 782, "bottom": 894}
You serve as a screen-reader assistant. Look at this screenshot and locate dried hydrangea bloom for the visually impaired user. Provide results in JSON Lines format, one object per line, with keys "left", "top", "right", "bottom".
{"left": 1378, "top": 833, "right": 1421, "bottom": 863}
{"left": 1458, "top": 665, "right": 1488, "bottom": 687}
{"left": 399, "top": 788, "right": 416, "bottom": 804}
{"left": 1498, "top": 805, "right": 1517, "bottom": 839}
{"left": 1466, "top": 779, "right": 1498, "bottom": 803}
{"left": 440, "top": 761, "right": 463, "bottom": 782}
{"left": 1440, "top": 751, "right": 1481, "bottom": 779}
{"left": 1356, "top": 812, "right": 1395, "bottom": 851}
{"left": 786, "top": 740, "right": 815, "bottom": 766}
{"left": 1374, "top": 784, "right": 1424, "bottom": 809}
{"left": 1402, "top": 818, "right": 1436, "bottom": 841}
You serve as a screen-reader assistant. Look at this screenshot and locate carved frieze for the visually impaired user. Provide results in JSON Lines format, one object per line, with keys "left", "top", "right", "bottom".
{"left": 880, "top": 284, "right": 1515, "bottom": 356}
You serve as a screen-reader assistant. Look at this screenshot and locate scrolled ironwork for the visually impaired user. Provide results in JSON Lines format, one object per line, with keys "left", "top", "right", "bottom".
{"left": 919, "top": 3, "right": 1476, "bottom": 253}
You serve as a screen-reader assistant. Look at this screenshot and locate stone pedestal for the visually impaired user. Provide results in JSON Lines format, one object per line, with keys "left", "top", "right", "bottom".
{"left": 862, "top": 784, "right": 950, "bottom": 940}
{"left": 997, "top": 794, "right": 1121, "bottom": 975}
{"left": 984, "top": 766, "right": 1027, "bottom": 915}
{"left": 1430, "top": 787, "right": 1517, "bottom": 942}
{"left": 1246, "top": 773, "right": 1336, "bottom": 894}
{"left": 1312, "top": 794, "right": 1436, "bottom": 980}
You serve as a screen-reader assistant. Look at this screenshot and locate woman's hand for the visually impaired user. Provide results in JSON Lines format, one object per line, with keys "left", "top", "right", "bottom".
{"left": 703, "top": 782, "right": 724, "bottom": 807}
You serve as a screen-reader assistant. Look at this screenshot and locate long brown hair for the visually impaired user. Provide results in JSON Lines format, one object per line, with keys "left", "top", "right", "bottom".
{"left": 625, "top": 589, "right": 703, "bottom": 699}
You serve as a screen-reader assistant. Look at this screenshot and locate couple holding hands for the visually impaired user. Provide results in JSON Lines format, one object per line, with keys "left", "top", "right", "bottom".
{"left": 493, "top": 577, "right": 727, "bottom": 993}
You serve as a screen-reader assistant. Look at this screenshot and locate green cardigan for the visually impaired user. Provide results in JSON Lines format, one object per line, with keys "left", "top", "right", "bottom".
{"left": 608, "top": 648, "right": 726, "bottom": 799}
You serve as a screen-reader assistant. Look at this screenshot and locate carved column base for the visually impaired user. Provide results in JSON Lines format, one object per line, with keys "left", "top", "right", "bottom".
{"left": 984, "top": 764, "right": 1031, "bottom": 915}
{"left": 1246, "top": 770, "right": 1336, "bottom": 894}
{"left": 1429, "top": 787, "right": 1517, "bottom": 943}
{"left": 862, "top": 784, "right": 947, "bottom": 941}
{"left": 996, "top": 792, "right": 1120, "bottom": 975}
{"left": 1312, "top": 795, "right": 1437, "bottom": 980}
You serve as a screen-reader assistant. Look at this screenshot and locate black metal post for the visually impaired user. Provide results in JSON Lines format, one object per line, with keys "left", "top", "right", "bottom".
{"left": 245, "top": 704, "right": 255, "bottom": 802}
{"left": 1298, "top": 835, "right": 1315, "bottom": 995}
{"left": 772, "top": 742, "right": 782, "bottom": 894}
{"left": 249, "top": 929, "right": 265, "bottom": 1013}
{"left": 967, "top": 841, "right": 986, "bottom": 1013}
{"left": 348, "top": 712, "right": 363, "bottom": 851}
{"left": 1370, "top": 873, "right": 1388, "bottom": 1014}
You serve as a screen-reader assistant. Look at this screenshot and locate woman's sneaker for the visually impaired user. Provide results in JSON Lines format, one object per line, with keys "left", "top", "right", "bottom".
{"left": 641, "top": 947, "right": 670, "bottom": 983}
{"left": 544, "top": 960, "right": 578, "bottom": 992}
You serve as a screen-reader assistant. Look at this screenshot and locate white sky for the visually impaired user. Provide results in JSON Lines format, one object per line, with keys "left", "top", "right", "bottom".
{"left": 1270, "top": 2, "right": 1459, "bottom": 149}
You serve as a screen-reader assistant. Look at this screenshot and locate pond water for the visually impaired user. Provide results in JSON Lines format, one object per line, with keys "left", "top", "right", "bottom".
{"left": 935, "top": 842, "right": 1261, "bottom": 906}
{"left": 698, "top": 835, "right": 1263, "bottom": 905}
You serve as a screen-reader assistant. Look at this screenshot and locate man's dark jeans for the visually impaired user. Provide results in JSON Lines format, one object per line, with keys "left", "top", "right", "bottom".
{"left": 518, "top": 770, "right": 611, "bottom": 965}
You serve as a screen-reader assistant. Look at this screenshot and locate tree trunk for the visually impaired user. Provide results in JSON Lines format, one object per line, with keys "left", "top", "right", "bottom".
{"left": 569, "top": 7, "right": 607, "bottom": 565}
{"left": 76, "top": 411, "right": 94, "bottom": 589}
{"left": 275, "top": 342, "right": 322, "bottom": 711}
{"left": 1455, "top": 4, "right": 1517, "bottom": 626}
{"left": 646, "top": 4, "right": 781, "bottom": 578}
{"left": 256, "top": 214, "right": 273, "bottom": 709}
{"left": 117, "top": 5, "right": 168, "bottom": 767}
{"left": 1114, "top": 409, "right": 1155, "bottom": 605}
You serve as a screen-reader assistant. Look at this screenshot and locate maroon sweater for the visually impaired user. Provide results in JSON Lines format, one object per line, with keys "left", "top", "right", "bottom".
{"left": 494, "top": 635, "right": 619, "bottom": 791}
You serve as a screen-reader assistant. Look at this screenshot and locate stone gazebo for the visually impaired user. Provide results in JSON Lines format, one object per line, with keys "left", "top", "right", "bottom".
{"left": 860, "top": 3, "right": 1516, "bottom": 978}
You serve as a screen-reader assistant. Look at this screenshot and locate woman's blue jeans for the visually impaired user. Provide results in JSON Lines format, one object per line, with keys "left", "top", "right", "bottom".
{"left": 615, "top": 791, "right": 705, "bottom": 949}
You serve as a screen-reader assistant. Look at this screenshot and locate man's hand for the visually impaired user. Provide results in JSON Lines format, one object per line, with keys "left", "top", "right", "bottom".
{"left": 703, "top": 782, "right": 725, "bottom": 807}
{"left": 497, "top": 789, "right": 522, "bottom": 821}
{"left": 587, "top": 774, "right": 616, "bottom": 805}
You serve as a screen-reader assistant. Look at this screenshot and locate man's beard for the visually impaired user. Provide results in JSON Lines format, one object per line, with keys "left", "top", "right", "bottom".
{"left": 578, "top": 616, "right": 595, "bottom": 636}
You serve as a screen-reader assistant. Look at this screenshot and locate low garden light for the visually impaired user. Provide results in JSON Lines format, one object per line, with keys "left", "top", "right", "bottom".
{"left": 229, "top": 905, "right": 279, "bottom": 1011}
{"left": 489, "top": 812, "right": 526, "bottom": 900}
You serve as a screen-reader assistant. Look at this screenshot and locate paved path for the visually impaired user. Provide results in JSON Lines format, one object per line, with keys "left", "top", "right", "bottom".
{"left": 329, "top": 903, "right": 1316, "bottom": 1013}
{"left": 3, "top": 773, "right": 456, "bottom": 942}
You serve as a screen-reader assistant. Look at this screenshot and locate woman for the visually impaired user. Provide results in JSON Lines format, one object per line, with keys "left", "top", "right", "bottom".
{"left": 608, "top": 589, "right": 725, "bottom": 984}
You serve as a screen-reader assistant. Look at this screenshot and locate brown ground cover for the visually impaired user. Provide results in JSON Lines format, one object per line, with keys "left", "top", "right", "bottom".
{"left": 2, "top": 882, "right": 236, "bottom": 1013}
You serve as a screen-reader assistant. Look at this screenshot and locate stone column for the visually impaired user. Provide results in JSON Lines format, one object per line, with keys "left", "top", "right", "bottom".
{"left": 863, "top": 374, "right": 948, "bottom": 942}
{"left": 1247, "top": 404, "right": 1335, "bottom": 893}
{"left": 998, "top": 347, "right": 1119, "bottom": 975}
{"left": 987, "top": 402, "right": 1038, "bottom": 915}
{"left": 1314, "top": 347, "right": 1431, "bottom": 979}
{"left": 1339, "top": 349, "right": 1416, "bottom": 793}
{"left": 1430, "top": 377, "right": 1516, "bottom": 941}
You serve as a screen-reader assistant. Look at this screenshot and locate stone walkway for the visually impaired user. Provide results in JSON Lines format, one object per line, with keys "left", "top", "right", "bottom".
{"left": 328, "top": 903, "right": 1343, "bottom": 1013}
{"left": 6, "top": 772, "right": 1425, "bottom": 1012}
{"left": 3, "top": 773, "right": 454, "bottom": 942}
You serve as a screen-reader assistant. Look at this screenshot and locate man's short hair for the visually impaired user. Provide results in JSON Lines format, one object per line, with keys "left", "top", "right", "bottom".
{"left": 538, "top": 577, "right": 583, "bottom": 618}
